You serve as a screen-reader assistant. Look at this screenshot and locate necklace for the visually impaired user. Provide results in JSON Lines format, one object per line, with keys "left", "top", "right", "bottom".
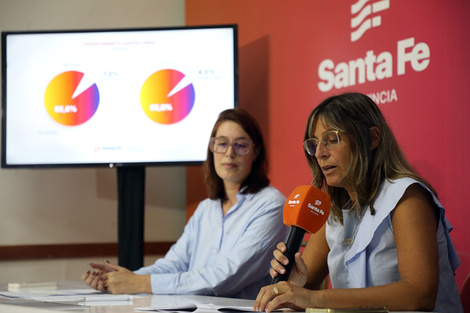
{"left": 342, "top": 202, "right": 360, "bottom": 246}
{"left": 344, "top": 230, "right": 357, "bottom": 245}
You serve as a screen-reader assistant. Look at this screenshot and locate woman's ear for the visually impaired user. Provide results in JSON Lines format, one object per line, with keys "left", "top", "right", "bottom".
{"left": 253, "top": 146, "right": 260, "bottom": 161}
{"left": 370, "top": 126, "right": 381, "bottom": 150}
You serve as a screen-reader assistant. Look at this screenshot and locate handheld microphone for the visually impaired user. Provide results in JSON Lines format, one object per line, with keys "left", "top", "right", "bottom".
{"left": 272, "top": 185, "right": 331, "bottom": 284}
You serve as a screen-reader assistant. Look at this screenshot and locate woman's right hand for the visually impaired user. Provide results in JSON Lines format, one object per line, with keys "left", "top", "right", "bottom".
{"left": 81, "top": 262, "right": 115, "bottom": 292}
{"left": 270, "top": 242, "right": 308, "bottom": 287}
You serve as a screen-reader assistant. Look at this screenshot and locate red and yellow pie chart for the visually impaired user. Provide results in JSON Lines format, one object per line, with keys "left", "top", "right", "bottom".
{"left": 140, "top": 69, "right": 195, "bottom": 124}
{"left": 44, "top": 71, "right": 100, "bottom": 126}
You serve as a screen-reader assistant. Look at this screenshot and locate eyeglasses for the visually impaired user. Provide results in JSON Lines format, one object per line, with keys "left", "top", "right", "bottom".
{"left": 303, "top": 130, "right": 340, "bottom": 156}
{"left": 210, "top": 137, "right": 253, "bottom": 155}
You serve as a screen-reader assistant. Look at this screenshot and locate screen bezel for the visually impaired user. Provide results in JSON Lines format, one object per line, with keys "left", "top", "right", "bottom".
{"left": 1, "top": 24, "right": 238, "bottom": 169}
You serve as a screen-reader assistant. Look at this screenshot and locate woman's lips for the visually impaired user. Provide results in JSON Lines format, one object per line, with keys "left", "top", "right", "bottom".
{"left": 322, "top": 165, "right": 336, "bottom": 174}
{"left": 223, "top": 162, "right": 237, "bottom": 169}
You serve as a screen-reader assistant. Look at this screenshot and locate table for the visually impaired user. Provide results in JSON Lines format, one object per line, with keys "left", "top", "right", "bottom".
{"left": 0, "top": 281, "right": 433, "bottom": 313}
{"left": 0, "top": 281, "right": 256, "bottom": 313}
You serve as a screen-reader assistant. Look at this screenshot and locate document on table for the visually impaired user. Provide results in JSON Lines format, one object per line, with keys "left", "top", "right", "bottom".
{"left": 136, "top": 303, "right": 295, "bottom": 312}
{"left": 136, "top": 303, "right": 256, "bottom": 312}
{"left": 0, "top": 288, "right": 133, "bottom": 303}
{"left": 306, "top": 309, "right": 388, "bottom": 313}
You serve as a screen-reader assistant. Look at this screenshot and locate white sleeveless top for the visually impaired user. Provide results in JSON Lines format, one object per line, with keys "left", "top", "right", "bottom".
{"left": 326, "top": 177, "right": 462, "bottom": 313}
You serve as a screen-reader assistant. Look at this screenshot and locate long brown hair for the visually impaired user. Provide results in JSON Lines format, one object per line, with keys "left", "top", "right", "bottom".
{"left": 304, "top": 92, "right": 437, "bottom": 223}
{"left": 204, "top": 108, "right": 270, "bottom": 200}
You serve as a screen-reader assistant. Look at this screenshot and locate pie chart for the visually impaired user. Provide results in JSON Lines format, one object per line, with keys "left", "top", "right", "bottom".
{"left": 44, "top": 71, "right": 100, "bottom": 126}
{"left": 140, "top": 69, "right": 195, "bottom": 124}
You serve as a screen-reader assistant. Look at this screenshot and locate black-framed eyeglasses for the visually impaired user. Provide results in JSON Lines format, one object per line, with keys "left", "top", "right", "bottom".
{"left": 303, "top": 130, "right": 340, "bottom": 156}
{"left": 210, "top": 137, "right": 253, "bottom": 155}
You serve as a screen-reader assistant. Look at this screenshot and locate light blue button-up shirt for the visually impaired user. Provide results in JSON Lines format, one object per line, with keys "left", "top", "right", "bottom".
{"left": 134, "top": 186, "right": 288, "bottom": 299}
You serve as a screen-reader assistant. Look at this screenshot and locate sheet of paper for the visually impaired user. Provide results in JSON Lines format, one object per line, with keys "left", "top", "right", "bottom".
{"left": 0, "top": 288, "right": 105, "bottom": 301}
{"left": 135, "top": 303, "right": 287, "bottom": 312}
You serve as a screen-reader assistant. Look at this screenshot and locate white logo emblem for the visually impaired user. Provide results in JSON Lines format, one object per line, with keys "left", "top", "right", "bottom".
{"left": 308, "top": 202, "right": 325, "bottom": 216}
{"left": 351, "top": 0, "right": 390, "bottom": 42}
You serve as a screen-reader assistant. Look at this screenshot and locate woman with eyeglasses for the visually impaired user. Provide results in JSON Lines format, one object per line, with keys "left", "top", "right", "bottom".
{"left": 254, "top": 93, "right": 462, "bottom": 312}
{"left": 81, "top": 108, "right": 288, "bottom": 299}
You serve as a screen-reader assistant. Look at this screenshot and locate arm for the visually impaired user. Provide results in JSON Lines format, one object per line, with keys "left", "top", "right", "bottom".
{"left": 256, "top": 184, "right": 439, "bottom": 312}
{"left": 154, "top": 200, "right": 287, "bottom": 296}
{"left": 81, "top": 231, "right": 192, "bottom": 294}
{"left": 302, "top": 224, "right": 330, "bottom": 290}
{"left": 140, "top": 192, "right": 287, "bottom": 296}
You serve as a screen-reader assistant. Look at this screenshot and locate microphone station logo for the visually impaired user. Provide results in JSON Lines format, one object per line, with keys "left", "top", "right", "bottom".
{"left": 308, "top": 202, "right": 325, "bottom": 216}
{"left": 288, "top": 199, "right": 300, "bottom": 205}
{"left": 288, "top": 193, "right": 301, "bottom": 205}
{"left": 351, "top": 0, "right": 390, "bottom": 42}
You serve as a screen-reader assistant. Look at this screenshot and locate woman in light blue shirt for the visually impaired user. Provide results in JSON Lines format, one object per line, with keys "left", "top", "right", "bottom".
{"left": 82, "top": 108, "right": 288, "bottom": 299}
{"left": 254, "top": 93, "right": 463, "bottom": 312}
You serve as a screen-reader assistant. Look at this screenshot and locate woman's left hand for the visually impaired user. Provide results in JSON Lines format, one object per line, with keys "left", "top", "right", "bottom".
{"left": 253, "top": 281, "right": 314, "bottom": 313}
{"left": 102, "top": 262, "right": 150, "bottom": 294}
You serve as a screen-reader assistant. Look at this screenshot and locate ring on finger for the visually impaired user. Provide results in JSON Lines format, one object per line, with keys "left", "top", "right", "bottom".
{"left": 273, "top": 286, "right": 279, "bottom": 295}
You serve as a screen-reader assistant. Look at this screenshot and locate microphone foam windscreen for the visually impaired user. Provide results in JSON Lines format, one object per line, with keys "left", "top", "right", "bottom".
{"left": 283, "top": 185, "right": 331, "bottom": 234}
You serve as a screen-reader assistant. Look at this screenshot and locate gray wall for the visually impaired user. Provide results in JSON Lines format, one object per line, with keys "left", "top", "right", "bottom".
{"left": 0, "top": 0, "right": 186, "bottom": 283}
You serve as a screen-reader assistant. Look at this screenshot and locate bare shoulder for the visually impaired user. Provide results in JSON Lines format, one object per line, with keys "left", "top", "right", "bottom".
{"left": 391, "top": 182, "right": 439, "bottom": 249}
{"left": 392, "top": 183, "right": 438, "bottom": 224}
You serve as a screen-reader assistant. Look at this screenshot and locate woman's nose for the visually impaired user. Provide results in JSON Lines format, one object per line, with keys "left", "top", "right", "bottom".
{"left": 224, "top": 144, "right": 236, "bottom": 157}
{"left": 315, "top": 141, "right": 328, "bottom": 159}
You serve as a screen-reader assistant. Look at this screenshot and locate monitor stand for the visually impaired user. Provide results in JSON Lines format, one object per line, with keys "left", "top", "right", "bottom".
{"left": 116, "top": 166, "right": 145, "bottom": 270}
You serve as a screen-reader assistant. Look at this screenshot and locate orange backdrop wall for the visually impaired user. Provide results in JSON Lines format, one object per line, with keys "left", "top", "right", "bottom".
{"left": 185, "top": 0, "right": 470, "bottom": 289}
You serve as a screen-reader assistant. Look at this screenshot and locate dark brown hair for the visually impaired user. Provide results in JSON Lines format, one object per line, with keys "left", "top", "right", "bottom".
{"left": 204, "top": 108, "right": 270, "bottom": 200}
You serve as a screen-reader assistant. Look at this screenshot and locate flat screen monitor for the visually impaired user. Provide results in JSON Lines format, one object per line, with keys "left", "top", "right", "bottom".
{"left": 1, "top": 24, "right": 238, "bottom": 168}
